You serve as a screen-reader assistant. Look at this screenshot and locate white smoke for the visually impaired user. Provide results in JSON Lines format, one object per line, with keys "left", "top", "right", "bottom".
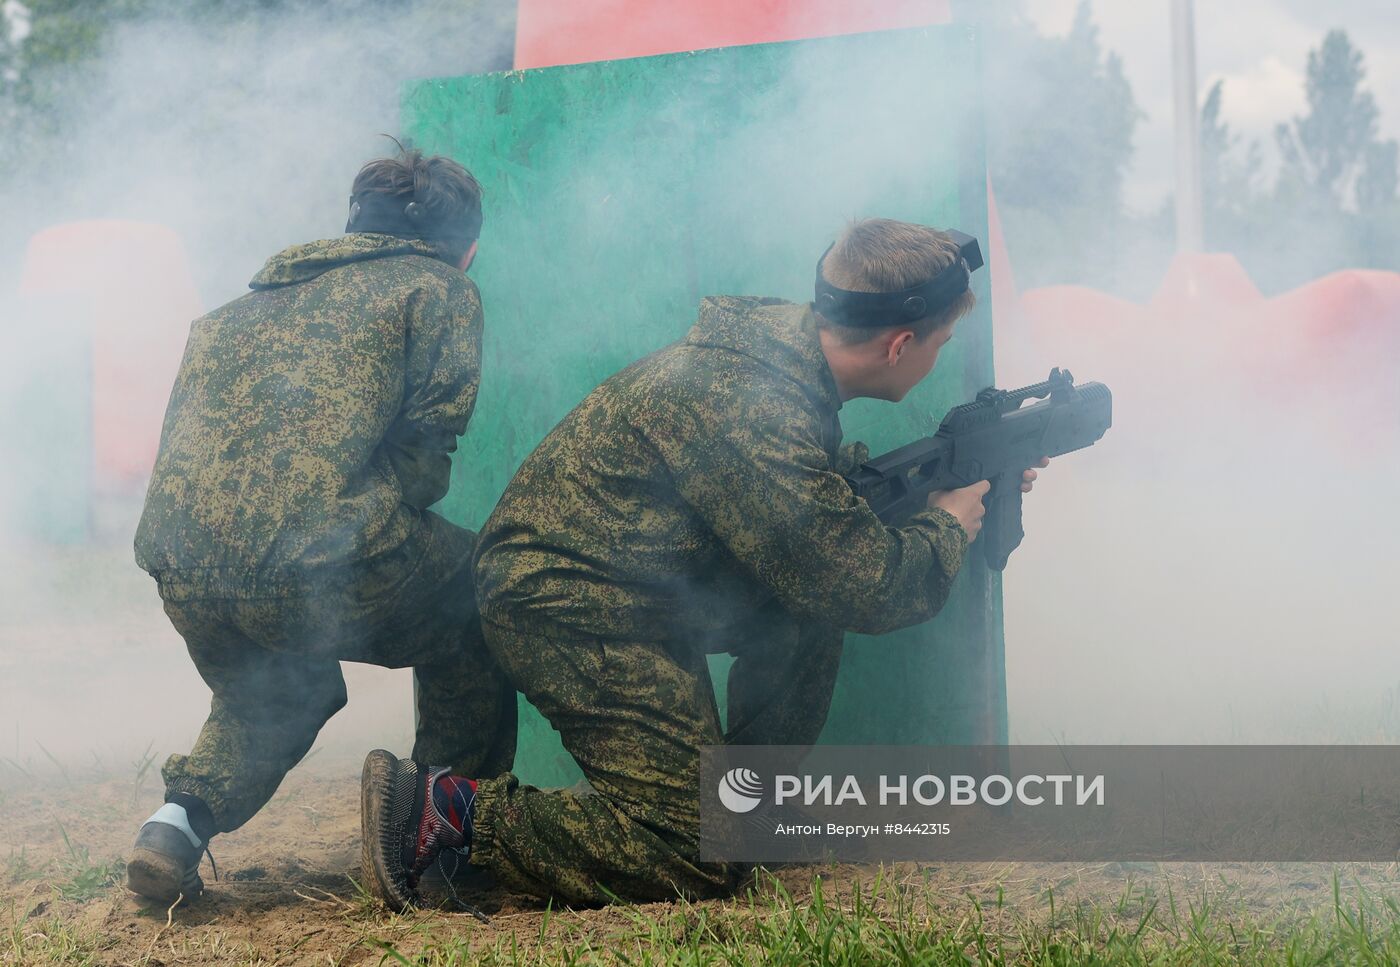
{"left": 0, "top": 2, "right": 510, "bottom": 769}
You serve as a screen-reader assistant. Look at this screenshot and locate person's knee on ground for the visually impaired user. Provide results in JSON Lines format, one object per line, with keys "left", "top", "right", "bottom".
{"left": 359, "top": 753, "right": 735, "bottom": 909}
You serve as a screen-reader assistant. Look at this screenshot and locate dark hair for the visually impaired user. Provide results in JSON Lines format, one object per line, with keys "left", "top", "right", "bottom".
{"left": 350, "top": 142, "right": 484, "bottom": 264}
{"left": 817, "top": 218, "right": 976, "bottom": 345}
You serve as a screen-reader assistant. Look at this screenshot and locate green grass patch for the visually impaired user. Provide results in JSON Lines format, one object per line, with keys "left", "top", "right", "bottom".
{"left": 130, "top": 742, "right": 158, "bottom": 807}
{"left": 4, "top": 904, "right": 98, "bottom": 965}
{"left": 3, "top": 848, "right": 45, "bottom": 885}
{"left": 52, "top": 821, "right": 122, "bottom": 903}
{"left": 361, "top": 870, "right": 1400, "bottom": 966}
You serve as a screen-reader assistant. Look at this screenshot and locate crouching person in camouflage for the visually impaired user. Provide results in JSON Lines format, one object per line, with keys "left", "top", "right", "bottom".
{"left": 362, "top": 218, "right": 1043, "bottom": 907}
{"left": 126, "top": 146, "right": 516, "bottom": 905}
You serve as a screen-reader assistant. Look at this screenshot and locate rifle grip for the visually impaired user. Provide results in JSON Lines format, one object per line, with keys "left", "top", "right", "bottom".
{"left": 981, "top": 472, "right": 1025, "bottom": 571}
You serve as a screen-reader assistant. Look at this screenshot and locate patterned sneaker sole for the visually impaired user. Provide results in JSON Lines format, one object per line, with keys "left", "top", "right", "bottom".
{"left": 126, "top": 847, "right": 201, "bottom": 905}
{"left": 360, "top": 749, "right": 423, "bottom": 912}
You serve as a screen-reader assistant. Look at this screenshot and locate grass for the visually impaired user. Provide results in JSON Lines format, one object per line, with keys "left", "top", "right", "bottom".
{"left": 9, "top": 849, "right": 1400, "bottom": 965}
{"left": 4, "top": 906, "right": 98, "bottom": 966}
{"left": 0, "top": 756, "right": 31, "bottom": 778}
{"left": 358, "top": 870, "right": 1400, "bottom": 966}
{"left": 35, "top": 744, "right": 70, "bottom": 786}
{"left": 130, "top": 742, "right": 157, "bottom": 807}
{"left": 52, "top": 821, "right": 123, "bottom": 904}
{"left": 9, "top": 760, "right": 1400, "bottom": 965}
{"left": 5, "top": 827, "right": 121, "bottom": 903}
{"left": 3, "top": 848, "right": 44, "bottom": 885}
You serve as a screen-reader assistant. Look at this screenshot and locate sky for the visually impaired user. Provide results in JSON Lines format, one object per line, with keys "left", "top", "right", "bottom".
{"left": 1024, "top": 0, "right": 1400, "bottom": 213}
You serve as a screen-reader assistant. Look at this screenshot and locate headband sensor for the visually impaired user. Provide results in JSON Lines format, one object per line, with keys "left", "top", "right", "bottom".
{"left": 814, "top": 229, "right": 983, "bottom": 329}
{"left": 345, "top": 191, "right": 482, "bottom": 245}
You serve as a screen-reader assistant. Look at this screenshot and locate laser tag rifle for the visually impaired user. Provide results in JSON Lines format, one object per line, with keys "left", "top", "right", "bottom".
{"left": 845, "top": 368, "right": 1112, "bottom": 570}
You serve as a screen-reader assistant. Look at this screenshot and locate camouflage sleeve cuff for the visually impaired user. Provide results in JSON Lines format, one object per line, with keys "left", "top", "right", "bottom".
{"left": 833, "top": 441, "right": 871, "bottom": 476}
{"left": 906, "top": 505, "right": 971, "bottom": 580}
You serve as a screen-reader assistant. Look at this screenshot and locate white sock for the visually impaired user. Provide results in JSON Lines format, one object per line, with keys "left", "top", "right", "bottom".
{"left": 142, "top": 802, "right": 203, "bottom": 849}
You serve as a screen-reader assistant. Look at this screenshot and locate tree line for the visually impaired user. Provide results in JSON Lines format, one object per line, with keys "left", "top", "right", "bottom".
{"left": 974, "top": 2, "right": 1398, "bottom": 295}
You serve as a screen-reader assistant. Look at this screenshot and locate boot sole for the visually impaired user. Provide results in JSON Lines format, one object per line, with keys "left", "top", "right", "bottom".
{"left": 360, "top": 749, "right": 420, "bottom": 912}
{"left": 127, "top": 847, "right": 190, "bottom": 905}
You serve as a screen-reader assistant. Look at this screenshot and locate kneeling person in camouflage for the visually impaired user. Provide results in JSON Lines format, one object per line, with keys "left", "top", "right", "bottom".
{"left": 126, "top": 147, "right": 516, "bottom": 904}
{"left": 362, "top": 218, "right": 1042, "bottom": 907}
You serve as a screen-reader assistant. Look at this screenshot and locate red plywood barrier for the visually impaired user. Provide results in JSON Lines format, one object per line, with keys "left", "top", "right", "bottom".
{"left": 20, "top": 221, "right": 201, "bottom": 492}
{"left": 515, "top": 0, "right": 952, "bottom": 69}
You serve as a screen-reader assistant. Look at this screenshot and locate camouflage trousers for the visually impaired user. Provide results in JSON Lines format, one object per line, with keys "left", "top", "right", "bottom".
{"left": 469, "top": 605, "right": 843, "bottom": 904}
{"left": 160, "top": 512, "right": 516, "bottom": 834}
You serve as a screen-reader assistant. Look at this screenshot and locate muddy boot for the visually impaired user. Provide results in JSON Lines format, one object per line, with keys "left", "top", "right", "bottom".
{"left": 360, "top": 750, "right": 474, "bottom": 912}
{"left": 126, "top": 803, "right": 207, "bottom": 904}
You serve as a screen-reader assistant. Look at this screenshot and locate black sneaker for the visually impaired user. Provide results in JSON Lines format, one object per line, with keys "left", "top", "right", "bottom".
{"left": 360, "top": 750, "right": 465, "bottom": 912}
{"left": 127, "top": 820, "right": 205, "bottom": 904}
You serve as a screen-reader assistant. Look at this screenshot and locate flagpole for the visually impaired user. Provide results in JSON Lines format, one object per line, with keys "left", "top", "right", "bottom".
{"left": 1171, "top": 0, "right": 1203, "bottom": 252}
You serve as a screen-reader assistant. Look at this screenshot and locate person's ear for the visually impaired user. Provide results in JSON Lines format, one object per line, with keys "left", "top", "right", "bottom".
{"left": 457, "top": 240, "right": 479, "bottom": 272}
{"left": 887, "top": 330, "right": 915, "bottom": 366}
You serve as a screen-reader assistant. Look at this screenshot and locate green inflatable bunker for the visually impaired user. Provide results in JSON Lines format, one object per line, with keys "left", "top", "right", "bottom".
{"left": 403, "top": 25, "right": 1005, "bottom": 786}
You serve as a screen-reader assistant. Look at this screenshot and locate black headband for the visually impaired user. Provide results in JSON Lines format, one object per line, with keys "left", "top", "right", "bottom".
{"left": 345, "top": 191, "right": 482, "bottom": 245}
{"left": 814, "top": 229, "right": 983, "bottom": 328}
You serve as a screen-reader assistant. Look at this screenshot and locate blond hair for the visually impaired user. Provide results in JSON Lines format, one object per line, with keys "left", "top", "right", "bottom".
{"left": 817, "top": 218, "right": 976, "bottom": 345}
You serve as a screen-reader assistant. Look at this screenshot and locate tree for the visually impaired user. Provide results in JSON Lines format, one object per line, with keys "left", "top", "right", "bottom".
{"left": 1197, "top": 78, "right": 1267, "bottom": 254}
{"left": 1200, "top": 79, "right": 1262, "bottom": 227}
{"left": 1356, "top": 139, "right": 1398, "bottom": 211}
{"left": 968, "top": 0, "right": 1143, "bottom": 289}
{"left": 982, "top": 2, "right": 1139, "bottom": 218}
{"left": 0, "top": 0, "right": 513, "bottom": 182}
{"left": 1247, "top": 28, "right": 1400, "bottom": 287}
{"left": 0, "top": 0, "right": 145, "bottom": 175}
{"left": 0, "top": 5, "right": 19, "bottom": 119}
{"left": 1274, "top": 29, "right": 1391, "bottom": 210}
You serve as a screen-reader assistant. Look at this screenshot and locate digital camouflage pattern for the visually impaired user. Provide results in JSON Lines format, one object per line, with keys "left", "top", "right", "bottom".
{"left": 468, "top": 296, "right": 969, "bottom": 901}
{"left": 142, "top": 234, "right": 512, "bottom": 832}
{"left": 164, "top": 513, "right": 516, "bottom": 833}
{"left": 469, "top": 613, "right": 844, "bottom": 904}
{"left": 469, "top": 621, "right": 736, "bottom": 903}
{"left": 135, "top": 233, "right": 483, "bottom": 598}
{"left": 474, "top": 295, "right": 969, "bottom": 642}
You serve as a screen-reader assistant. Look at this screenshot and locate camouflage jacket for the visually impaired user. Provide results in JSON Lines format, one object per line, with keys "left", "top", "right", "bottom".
{"left": 134, "top": 233, "right": 483, "bottom": 597}
{"left": 474, "top": 295, "right": 969, "bottom": 644}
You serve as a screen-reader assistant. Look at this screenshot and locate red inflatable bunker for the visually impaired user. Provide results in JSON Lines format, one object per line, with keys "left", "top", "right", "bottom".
{"left": 1009, "top": 253, "right": 1400, "bottom": 451}
{"left": 19, "top": 220, "right": 201, "bottom": 494}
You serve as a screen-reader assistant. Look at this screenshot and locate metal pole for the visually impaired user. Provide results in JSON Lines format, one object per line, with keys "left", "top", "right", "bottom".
{"left": 1171, "top": 0, "right": 1203, "bottom": 251}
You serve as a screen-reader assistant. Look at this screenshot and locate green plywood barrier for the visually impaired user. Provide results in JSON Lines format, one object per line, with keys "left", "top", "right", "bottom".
{"left": 404, "top": 25, "right": 1004, "bottom": 787}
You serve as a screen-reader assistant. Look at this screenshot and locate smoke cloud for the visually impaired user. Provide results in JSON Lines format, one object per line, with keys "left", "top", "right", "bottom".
{"left": 999, "top": 269, "right": 1400, "bottom": 743}
{"left": 0, "top": 2, "right": 1395, "bottom": 780}
{"left": 0, "top": 1, "right": 511, "bottom": 769}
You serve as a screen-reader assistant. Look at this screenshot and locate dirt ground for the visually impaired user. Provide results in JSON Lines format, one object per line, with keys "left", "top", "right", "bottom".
{"left": 4, "top": 545, "right": 1400, "bottom": 964}
{"left": 1, "top": 765, "right": 917, "bottom": 965}
{"left": 1, "top": 764, "right": 560, "bottom": 964}
{"left": 5, "top": 762, "right": 1400, "bottom": 965}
